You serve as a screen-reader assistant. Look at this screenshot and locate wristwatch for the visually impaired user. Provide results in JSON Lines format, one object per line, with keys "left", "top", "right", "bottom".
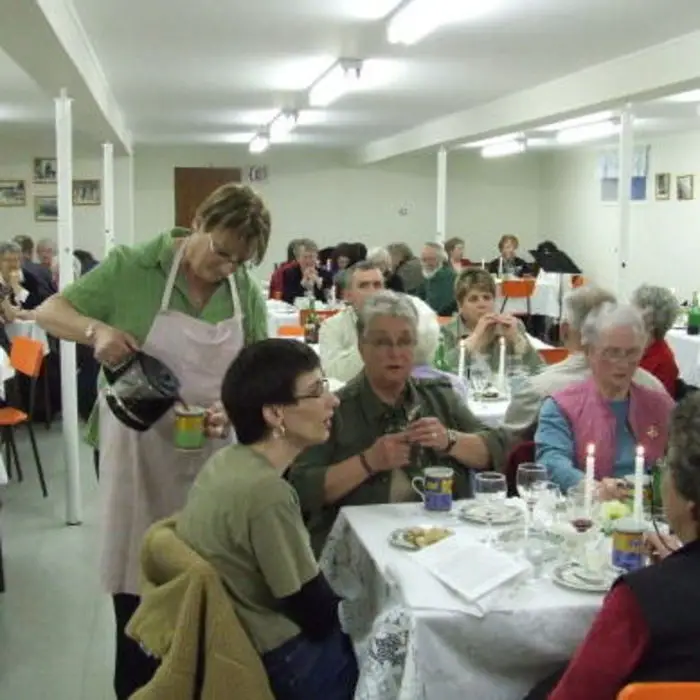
{"left": 443, "top": 429, "right": 458, "bottom": 454}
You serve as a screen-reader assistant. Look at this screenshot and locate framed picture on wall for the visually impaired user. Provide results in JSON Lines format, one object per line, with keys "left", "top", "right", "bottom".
{"left": 0, "top": 180, "right": 26, "bottom": 206}
{"left": 654, "top": 173, "right": 671, "bottom": 200}
{"left": 34, "top": 195, "right": 58, "bottom": 222}
{"left": 677, "top": 174, "right": 694, "bottom": 201}
{"left": 33, "top": 157, "right": 57, "bottom": 184}
{"left": 73, "top": 179, "right": 101, "bottom": 205}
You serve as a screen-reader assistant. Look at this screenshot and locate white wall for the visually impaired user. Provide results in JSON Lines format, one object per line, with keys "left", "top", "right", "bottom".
{"left": 541, "top": 131, "right": 700, "bottom": 301}
{"left": 0, "top": 141, "right": 545, "bottom": 278}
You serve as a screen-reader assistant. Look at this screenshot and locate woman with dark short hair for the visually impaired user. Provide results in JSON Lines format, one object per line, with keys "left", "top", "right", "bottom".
{"left": 177, "top": 339, "right": 358, "bottom": 700}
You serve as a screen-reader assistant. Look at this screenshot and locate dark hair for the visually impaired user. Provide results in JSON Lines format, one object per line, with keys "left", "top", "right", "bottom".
{"left": 13, "top": 235, "right": 33, "bottom": 255}
{"left": 667, "top": 393, "right": 700, "bottom": 517}
{"left": 331, "top": 242, "right": 354, "bottom": 266}
{"left": 221, "top": 339, "right": 320, "bottom": 445}
{"left": 351, "top": 242, "right": 367, "bottom": 261}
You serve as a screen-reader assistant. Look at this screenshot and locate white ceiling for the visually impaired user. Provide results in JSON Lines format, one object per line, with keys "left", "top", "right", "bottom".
{"left": 5, "top": 0, "right": 700, "bottom": 149}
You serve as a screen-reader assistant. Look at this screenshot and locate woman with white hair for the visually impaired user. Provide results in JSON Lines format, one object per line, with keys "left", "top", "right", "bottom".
{"left": 632, "top": 284, "right": 680, "bottom": 396}
{"left": 535, "top": 303, "right": 674, "bottom": 498}
{"left": 366, "top": 247, "right": 404, "bottom": 292}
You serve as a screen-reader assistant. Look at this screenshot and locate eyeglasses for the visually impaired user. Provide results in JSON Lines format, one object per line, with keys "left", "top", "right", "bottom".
{"left": 208, "top": 234, "right": 243, "bottom": 266}
{"left": 600, "top": 347, "right": 644, "bottom": 363}
{"left": 295, "top": 378, "right": 331, "bottom": 401}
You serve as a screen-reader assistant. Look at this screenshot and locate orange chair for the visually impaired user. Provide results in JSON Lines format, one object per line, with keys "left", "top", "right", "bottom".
{"left": 277, "top": 325, "right": 304, "bottom": 337}
{"left": 540, "top": 347, "right": 570, "bottom": 365}
{"left": 618, "top": 683, "right": 700, "bottom": 699}
{"left": 0, "top": 336, "right": 47, "bottom": 497}
{"left": 438, "top": 316, "right": 453, "bottom": 326}
{"left": 499, "top": 279, "right": 536, "bottom": 316}
{"left": 299, "top": 309, "right": 340, "bottom": 326}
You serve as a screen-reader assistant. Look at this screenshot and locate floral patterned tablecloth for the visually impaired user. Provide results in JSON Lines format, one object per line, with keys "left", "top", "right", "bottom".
{"left": 321, "top": 502, "right": 605, "bottom": 700}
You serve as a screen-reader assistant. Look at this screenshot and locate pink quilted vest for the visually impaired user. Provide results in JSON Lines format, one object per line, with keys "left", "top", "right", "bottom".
{"left": 551, "top": 377, "right": 674, "bottom": 479}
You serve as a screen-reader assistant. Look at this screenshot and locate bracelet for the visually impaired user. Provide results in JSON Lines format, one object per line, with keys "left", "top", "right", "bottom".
{"left": 359, "top": 452, "right": 374, "bottom": 477}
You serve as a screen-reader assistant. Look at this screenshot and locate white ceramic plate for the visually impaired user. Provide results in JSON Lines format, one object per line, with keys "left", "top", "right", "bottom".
{"left": 388, "top": 526, "right": 454, "bottom": 551}
{"left": 458, "top": 501, "right": 524, "bottom": 526}
{"left": 551, "top": 561, "right": 622, "bottom": 593}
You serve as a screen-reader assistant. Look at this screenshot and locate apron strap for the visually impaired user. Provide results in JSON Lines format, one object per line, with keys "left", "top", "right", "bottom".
{"left": 161, "top": 237, "right": 244, "bottom": 322}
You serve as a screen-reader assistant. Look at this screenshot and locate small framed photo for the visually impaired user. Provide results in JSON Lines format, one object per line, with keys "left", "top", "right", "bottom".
{"left": 654, "top": 173, "right": 671, "bottom": 200}
{"left": 0, "top": 180, "right": 26, "bottom": 207}
{"left": 677, "top": 174, "right": 694, "bottom": 201}
{"left": 34, "top": 195, "right": 58, "bottom": 222}
{"left": 73, "top": 179, "right": 101, "bottom": 206}
{"left": 33, "top": 157, "right": 57, "bottom": 184}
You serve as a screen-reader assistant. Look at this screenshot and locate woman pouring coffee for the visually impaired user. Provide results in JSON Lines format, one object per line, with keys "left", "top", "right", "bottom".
{"left": 34, "top": 183, "right": 271, "bottom": 700}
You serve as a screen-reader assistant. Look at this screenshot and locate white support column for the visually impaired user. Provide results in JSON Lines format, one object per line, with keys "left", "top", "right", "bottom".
{"left": 55, "top": 88, "right": 82, "bottom": 526}
{"left": 126, "top": 149, "right": 135, "bottom": 245}
{"left": 436, "top": 146, "right": 447, "bottom": 245}
{"left": 616, "top": 107, "right": 634, "bottom": 300}
{"left": 102, "top": 142, "right": 115, "bottom": 255}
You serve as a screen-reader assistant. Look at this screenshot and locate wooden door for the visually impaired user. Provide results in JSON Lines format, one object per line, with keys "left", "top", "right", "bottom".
{"left": 173, "top": 167, "right": 242, "bottom": 228}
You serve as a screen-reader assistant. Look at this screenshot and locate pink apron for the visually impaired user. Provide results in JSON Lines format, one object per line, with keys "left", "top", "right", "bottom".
{"left": 98, "top": 242, "right": 244, "bottom": 595}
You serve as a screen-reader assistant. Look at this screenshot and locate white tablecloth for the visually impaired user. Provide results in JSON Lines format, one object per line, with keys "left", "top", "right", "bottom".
{"left": 666, "top": 329, "right": 700, "bottom": 387}
{"left": 5, "top": 320, "right": 50, "bottom": 355}
{"left": 323, "top": 503, "right": 602, "bottom": 700}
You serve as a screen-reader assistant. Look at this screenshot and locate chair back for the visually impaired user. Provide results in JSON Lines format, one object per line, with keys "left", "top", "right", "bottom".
{"left": 299, "top": 308, "right": 340, "bottom": 326}
{"left": 618, "top": 683, "right": 700, "bottom": 699}
{"left": 504, "top": 441, "right": 535, "bottom": 497}
{"left": 10, "top": 336, "right": 44, "bottom": 378}
{"left": 500, "top": 279, "right": 536, "bottom": 299}
{"left": 438, "top": 316, "right": 453, "bottom": 326}
{"left": 277, "top": 325, "right": 304, "bottom": 338}
{"left": 540, "top": 347, "right": 569, "bottom": 365}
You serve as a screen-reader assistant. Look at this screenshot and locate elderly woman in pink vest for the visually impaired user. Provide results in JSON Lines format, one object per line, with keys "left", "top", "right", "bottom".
{"left": 535, "top": 303, "right": 674, "bottom": 499}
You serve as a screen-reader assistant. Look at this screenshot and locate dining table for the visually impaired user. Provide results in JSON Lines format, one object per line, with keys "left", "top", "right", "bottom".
{"left": 322, "top": 501, "right": 604, "bottom": 700}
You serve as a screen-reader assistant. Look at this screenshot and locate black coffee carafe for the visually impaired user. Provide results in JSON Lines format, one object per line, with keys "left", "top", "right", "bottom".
{"left": 103, "top": 352, "right": 181, "bottom": 432}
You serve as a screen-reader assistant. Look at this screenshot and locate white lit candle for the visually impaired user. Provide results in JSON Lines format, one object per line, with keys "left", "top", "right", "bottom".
{"left": 481, "top": 258, "right": 485, "bottom": 269}
{"left": 497, "top": 336, "right": 506, "bottom": 392}
{"left": 498, "top": 256, "right": 503, "bottom": 278}
{"left": 457, "top": 338, "right": 466, "bottom": 379}
{"left": 633, "top": 445, "right": 645, "bottom": 522}
{"left": 584, "top": 443, "right": 595, "bottom": 514}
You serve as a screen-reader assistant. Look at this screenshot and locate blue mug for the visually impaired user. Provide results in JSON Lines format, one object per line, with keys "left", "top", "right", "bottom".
{"left": 411, "top": 467, "right": 454, "bottom": 512}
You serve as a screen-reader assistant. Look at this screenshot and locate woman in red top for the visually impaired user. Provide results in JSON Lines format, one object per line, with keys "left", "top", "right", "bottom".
{"left": 632, "top": 284, "right": 680, "bottom": 396}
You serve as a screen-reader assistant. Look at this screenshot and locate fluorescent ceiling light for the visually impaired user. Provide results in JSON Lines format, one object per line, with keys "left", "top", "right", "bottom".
{"left": 463, "top": 132, "right": 522, "bottom": 148}
{"left": 248, "top": 133, "right": 269, "bottom": 154}
{"left": 269, "top": 111, "right": 298, "bottom": 142}
{"left": 536, "top": 111, "right": 613, "bottom": 132}
{"left": 663, "top": 89, "right": 700, "bottom": 103}
{"left": 387, "top": 0, "right": 495, "bottom": 45}
{"left": 481, "top": 140, "right": 526, "bottom": 158}
{"left": 556, "top": 120, "right": 620, "bottom": 144}
{"left": 308, "top": 60, "right": 362, "bottom": 107}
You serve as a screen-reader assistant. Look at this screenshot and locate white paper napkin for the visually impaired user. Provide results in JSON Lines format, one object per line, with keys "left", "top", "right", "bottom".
{"left": 411, "top": 536, "right": 529, "bottom": 609}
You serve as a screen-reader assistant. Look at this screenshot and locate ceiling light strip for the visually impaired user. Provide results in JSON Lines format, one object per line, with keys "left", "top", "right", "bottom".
{"left": 555, "top": 120, "right": 620, "bottom": 144}
{"left": 481, "top": 140, "right": 526, "bottom": 158}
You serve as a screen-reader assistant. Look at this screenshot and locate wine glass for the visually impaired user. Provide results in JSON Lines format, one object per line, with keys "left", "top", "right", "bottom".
{"left": 565, "top": 483, "right": 598, "bottom": 567}
{"left": 532, "top": 481, "right": 563, "bottom": 527}
{"left": 474, "top": 472, "right": 507, "bottom": 545}
{"left": 516, "top": 463, "right": 548, "bottom": 543}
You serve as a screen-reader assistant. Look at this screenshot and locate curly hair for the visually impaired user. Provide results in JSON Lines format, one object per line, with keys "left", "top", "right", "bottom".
{"left": 667, "top": 393, "right": 700, "bottom": 515}
{"left": 194, "top": 183, "right": 271, "bottom": 265}
{"left": 632, "top": 284, "right": 680, "bottom": 341}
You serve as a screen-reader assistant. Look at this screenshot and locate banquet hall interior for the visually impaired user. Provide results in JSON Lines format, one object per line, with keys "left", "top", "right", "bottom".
{"left": 4, "top": 0, "right": 700, "bottom": 699}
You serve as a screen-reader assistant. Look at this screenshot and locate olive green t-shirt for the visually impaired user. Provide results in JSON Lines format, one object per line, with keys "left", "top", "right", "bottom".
{"left": 61, "top": 228, "right": 268, "bottom": 446}
{"left": 176, "top": 444, "right": 319, "bottom": 654}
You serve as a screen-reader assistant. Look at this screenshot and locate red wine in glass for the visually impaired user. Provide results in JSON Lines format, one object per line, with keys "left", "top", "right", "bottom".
{"left": 571, "top": 517, "right": 593, "bottom": 533}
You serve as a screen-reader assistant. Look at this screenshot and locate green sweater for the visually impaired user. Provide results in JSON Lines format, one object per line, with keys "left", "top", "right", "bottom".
{"left": 417, "top": 265, "right": 456, "bottom": 316}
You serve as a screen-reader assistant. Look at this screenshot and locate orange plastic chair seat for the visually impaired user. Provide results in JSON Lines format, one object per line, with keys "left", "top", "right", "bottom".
{"left": 618, "top": 682, "right": 700, "bottom": 698}
{"left": 540, "top": 348, "right": 569, "bottom": 365}
{"left": 438, "top": 316, "right": 453, "bottom": 326}
{"left": 277, "top": 325, "right": 304, "bottom": 337}
{"left": 500, "top": 279, "right": 536, "bottom": 299}
{"left": 299, "top": 309, "right": 340, "bottom": 326}
{"left": 0, "top": 407, "right": 29, "bottom": 426}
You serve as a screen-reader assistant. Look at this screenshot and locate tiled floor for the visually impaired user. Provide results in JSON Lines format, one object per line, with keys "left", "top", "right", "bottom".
{"left": 0, "top": 424, "right": 114, "bottom": 700}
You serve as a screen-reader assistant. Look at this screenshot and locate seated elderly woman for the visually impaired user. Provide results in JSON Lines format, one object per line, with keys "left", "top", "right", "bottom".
{"left": 504, "top": 287, "right": 665, "bottom": 436}
{"left": 442, "top": 268, "right": 543, "bottom": 376}
{"left": 533, "top": 393, "right": 700, "bottom": 700}
{"left": 366, "top": 246, "right": 404, "bottom": 292}
{"left": 176, "top": 339, "right": 357, "bottom": 700}
{"left": 535, "top": 303, "right": 675, "bottom": 498}
{"left": 632, "top": 284, "right": 680, "bottom": 396}
{"left": 289, "top": 291, "right": 512, "bottom": 554}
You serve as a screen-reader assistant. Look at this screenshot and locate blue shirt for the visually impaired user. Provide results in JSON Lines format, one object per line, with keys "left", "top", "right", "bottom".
{"left": 535, "top": 397, "right": 637, "bottom": 493}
